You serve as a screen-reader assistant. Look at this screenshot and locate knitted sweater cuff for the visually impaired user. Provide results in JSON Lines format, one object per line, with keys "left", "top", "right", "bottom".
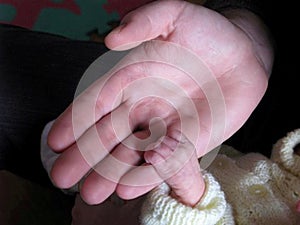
{"left": 271, "top": 128, "right": 300, "bottom": 178}
{"left": 140, "top": 172, "right": 234, "bottom": 225}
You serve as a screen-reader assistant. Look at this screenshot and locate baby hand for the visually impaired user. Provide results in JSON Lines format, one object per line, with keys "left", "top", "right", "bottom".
{"left": 144, "top": 131, "right": 205, "bottom": 207}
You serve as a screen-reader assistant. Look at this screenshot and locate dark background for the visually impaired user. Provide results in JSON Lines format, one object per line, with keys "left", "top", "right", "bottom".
{"left": 225, "top": 1, "right": 300, "bottom": 156}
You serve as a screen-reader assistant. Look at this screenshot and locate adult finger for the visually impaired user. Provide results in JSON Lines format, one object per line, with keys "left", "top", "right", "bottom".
{"left": 47, "top": 69, "right": 124, "bottom": 151}
{"left": 104, "top": 0, "right": 186, "bottom": 51}
{"left": 50, "top": 102, "right": 135, "bottom": 189}
{"left": 79, "top": 131, "right": 148, "bottom": 205}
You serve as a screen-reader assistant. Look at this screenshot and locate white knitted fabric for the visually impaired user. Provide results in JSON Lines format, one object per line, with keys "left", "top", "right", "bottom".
{"left": 209, "top": 154, "right": 298, "bottom": 225}
{"left": 140, "top": 172, "right": 234, "bottom": 225}
{"left": 140, "top": 129, "right": 300, "bottom": 225}
{"left": 236, "top": 152, "right": 300, "bottom": 209}
{"left": 271, "top": 128, "right": 300, "bottom": 178}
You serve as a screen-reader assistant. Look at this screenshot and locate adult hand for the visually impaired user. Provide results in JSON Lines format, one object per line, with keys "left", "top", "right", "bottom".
{"left": 47, "top": 0, "right": 273, "bottom": 205}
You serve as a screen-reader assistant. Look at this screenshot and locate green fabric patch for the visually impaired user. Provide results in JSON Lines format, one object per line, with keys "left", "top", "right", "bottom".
{"left": 0, "top": 0, "right": 119, "bottom": 40}
{"left": 34, "top": 0, "right": 119, "bottom": 40}
{"left": 0, "top": 4, "right": 16, "bottom": 22}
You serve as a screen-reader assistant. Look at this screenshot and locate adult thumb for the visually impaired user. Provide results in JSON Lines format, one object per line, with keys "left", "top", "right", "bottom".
{"left": 104, "top": 0, "right": 185, "bottom": 51}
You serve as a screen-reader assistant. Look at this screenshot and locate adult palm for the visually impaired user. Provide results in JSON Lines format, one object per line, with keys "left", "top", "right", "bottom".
{"left": 48, "top": 0, "right": 272, "bottom": 205}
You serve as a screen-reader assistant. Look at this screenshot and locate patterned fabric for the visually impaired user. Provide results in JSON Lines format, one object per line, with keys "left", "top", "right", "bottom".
{"left": 0, "top": 0, "right": 152, "bottom": 40}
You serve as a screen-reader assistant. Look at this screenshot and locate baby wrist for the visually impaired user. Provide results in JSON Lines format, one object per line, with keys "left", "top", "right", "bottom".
{"left": 140, "top": 171, "right": 234, "bottom": 225}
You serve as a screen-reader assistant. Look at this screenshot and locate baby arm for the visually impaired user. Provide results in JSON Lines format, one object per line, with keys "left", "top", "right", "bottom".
{"left": 141, "top": 131, "right": 234, "bottom": 225}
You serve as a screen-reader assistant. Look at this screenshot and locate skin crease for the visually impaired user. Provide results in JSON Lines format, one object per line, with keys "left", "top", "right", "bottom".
{"left": 47, "top": 0, "right": 274, "bottom": 206}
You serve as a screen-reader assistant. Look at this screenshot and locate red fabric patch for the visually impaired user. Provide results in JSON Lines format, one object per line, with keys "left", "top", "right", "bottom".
{"left": 296, "top": 200, "right": 300, "bottom": 212}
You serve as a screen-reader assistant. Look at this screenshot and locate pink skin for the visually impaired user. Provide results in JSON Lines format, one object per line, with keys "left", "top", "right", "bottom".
{"left": 47, "top": 0, "right": 273, "bottom": 205}
{"left": 144, "top": 132, "right": 205, "bottom": 207}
